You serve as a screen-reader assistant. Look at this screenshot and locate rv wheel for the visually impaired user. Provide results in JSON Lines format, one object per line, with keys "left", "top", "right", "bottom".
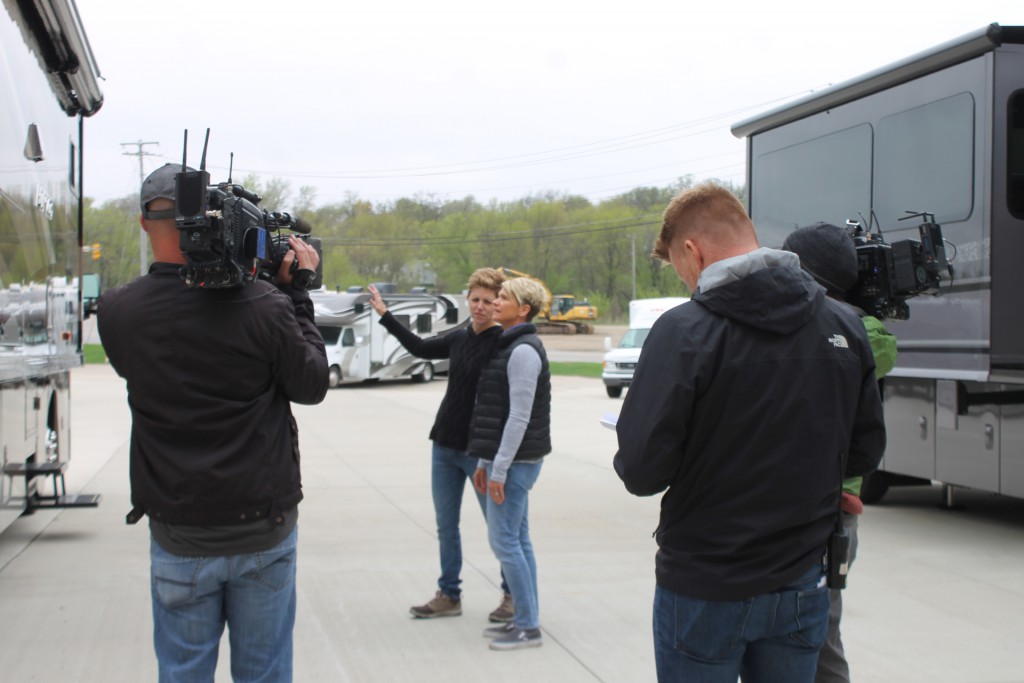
{"left": 606, "top": 386, "right": 623, "bottom": 398}
{"left": 412, "top": 363, "right": 435, "bottom": 383}
{"left": 328, "top": 366, "right": 341, "bottom": 389}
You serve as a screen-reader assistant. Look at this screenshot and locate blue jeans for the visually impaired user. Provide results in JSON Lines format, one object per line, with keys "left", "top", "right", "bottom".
{"left": 653, "top": 562, "right": 829, "bottom": 683}
{"left": 484, "top": 460, "right": 543, "bottom": 630}
{"left": 432, "top": 443, "right": 508, "bottom": 598}
{"left": 150, "top": 526, "right": 298, "bottom": 683}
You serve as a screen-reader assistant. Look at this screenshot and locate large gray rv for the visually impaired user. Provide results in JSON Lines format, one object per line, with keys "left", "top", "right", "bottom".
{"left": 732, "top": 23, "right": 1024, "bottom": 503}
{"left": 1, "top": 0, "right": 103, "bottom": 531}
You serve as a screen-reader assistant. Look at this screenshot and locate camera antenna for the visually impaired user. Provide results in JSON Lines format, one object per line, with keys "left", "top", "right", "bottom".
{"left": 867, "top": 209, "right": 882, "bottom": 236}
{"left": 199, "top": 128, "right": 210, "bottom": 172}
{"left": 227, "top": 152, "right": 234, "bottom": 184}
{"left": 181, "top": 129, "right": 188, "bottom": 170}
{"left": 899, "top": 210, "right": 935, "bottom": 224}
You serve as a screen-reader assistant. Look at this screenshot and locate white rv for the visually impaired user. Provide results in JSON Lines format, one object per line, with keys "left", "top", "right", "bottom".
{"left": 311, "top": 289, "right": 468, "bottom": 388}
{"left": 602, "top": 297, "right": 688, "bottom": 398}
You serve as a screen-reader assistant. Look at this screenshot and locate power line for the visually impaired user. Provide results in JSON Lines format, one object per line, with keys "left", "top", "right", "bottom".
{"left": 144, "top": 89, "right": 816, "bottom": 182}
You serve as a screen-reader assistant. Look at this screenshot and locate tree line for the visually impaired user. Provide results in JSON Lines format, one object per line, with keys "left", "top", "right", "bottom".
{"left": 84, "top": 175, "right": 746, "bottom": 321}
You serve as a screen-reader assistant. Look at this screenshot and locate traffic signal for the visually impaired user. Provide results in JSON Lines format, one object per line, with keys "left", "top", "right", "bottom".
{"left": 91, "top": 243, "right": 101, "bottom": 260}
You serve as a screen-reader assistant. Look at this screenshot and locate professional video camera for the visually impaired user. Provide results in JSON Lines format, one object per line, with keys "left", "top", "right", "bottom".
{"left": 845, "top": 211, "right": 953, "bottom": 320}
{"left": 173, "top": 129, "right": 322, "bottom": 290}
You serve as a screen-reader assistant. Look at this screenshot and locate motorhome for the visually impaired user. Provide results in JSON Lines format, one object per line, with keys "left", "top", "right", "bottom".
{"left": 1, "top": 0, "right": 103, "bottom": 531}
{"left": 731, "top": 23, "right": 1024, "bottom": 503}
{"left": 311, "top": 289, "right": 468, "bottom": 388}
{"left": 602, "top": 297, "right": 688, "bottom": 398}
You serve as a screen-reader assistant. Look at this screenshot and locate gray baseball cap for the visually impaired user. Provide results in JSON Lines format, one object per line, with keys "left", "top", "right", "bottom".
{"left": 140, "top": 162, "right": 196, "bottom": 219}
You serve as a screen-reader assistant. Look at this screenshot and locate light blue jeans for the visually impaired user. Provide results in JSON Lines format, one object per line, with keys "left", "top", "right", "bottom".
{"left": 150, "top": 526, "right": 298, "bottom": 683}
{"left": 653, "top": 561, "right": 829, "bottom": 683}
{"left": 431, "top": 442, "right": 508, "bottom": 598}
{"left": 484, "top": 460, "right": 543, "bottom": 630}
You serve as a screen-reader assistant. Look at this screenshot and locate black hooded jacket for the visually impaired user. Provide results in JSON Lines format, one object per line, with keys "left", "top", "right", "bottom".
{"left": 614, "top": 257, "right": 885, "bottom": 601}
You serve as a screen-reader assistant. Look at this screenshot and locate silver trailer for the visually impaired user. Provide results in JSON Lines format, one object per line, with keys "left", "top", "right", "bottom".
{"left": 1, "top": 0, "right": 103, "bottom": 532}
{"left": 732, "top": 23, "right": 1024, "bottom": 503}
{"left": 311, "top": 289, "right": 468, "bottom": 388}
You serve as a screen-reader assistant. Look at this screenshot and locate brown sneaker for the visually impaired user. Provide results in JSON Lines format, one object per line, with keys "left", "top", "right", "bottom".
{"left": 488, "top": 593, "right": 514, "bottom": 623}
{"left": 409, "top": 591, "right": 462, "bottom": 618}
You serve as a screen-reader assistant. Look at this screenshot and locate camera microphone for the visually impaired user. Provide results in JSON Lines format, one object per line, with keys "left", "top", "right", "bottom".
{"left": 266, "top": 212, "right": 311, "bottom": 234}
{"left": 228, "top": 184, "right": 262, "bottom": 205}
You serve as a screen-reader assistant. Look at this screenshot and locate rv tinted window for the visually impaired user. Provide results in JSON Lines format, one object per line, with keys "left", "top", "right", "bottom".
{"left": 751, "top": 124, "right": 872, "bottom": 247}
{"left": 875, "top": 93, "right": 974, "bottom": 230}
{"left": 1010, "top": 90, "right": 1024, "bottom": 218}
{"left": 417, "top": 313, "right": 432, "bottom": 333}
{"left": 317, "top": 326, "right": 341, "bottom": 345}
{"left": 342, "top": 328, "right": 356, "bottom": 347}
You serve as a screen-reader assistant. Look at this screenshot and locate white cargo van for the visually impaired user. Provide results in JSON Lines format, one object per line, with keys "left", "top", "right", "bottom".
{"left": 602, "top": 297, "right": 688, "bottom": 398}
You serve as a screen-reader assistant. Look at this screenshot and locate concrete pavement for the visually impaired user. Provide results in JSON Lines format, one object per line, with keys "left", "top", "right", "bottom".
{"left": 1, "top": 364, "right": 1022, "bottom": 682}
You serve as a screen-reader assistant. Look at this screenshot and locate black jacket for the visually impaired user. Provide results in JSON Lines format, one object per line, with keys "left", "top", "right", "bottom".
{"left": 614, "top": 261, "right": 885, "bottom": 601}
{"left": 98, "top": 263, "right": 328, "bottom": 526}
{"left": 468, "top": 324, "right": 551, "bottom": 461}
{"left": 379, "top": 312, "right": 502, "bottom": 451}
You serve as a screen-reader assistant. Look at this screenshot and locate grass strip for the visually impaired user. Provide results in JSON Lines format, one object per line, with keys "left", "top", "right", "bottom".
{"left": 549, "top": 361, "right": 602, "bottom": 378}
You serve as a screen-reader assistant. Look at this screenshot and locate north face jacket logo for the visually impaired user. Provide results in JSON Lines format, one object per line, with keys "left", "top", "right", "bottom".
{"left": 828, "top": 334, "right": 849, "bottom": 349}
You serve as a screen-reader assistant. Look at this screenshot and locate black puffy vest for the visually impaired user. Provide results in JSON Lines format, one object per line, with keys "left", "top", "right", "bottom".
{"left": 468, "top": 324, "right": 552, "bottom": 461}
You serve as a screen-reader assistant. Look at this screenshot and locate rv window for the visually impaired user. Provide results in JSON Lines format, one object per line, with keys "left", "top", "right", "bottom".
{"left": 317, "top": 326, "right": 342, "bottom": 345}
{"left": 875, "top": 93, "right": 975, "bottom": 229}
{"left": 394, "top": 315, "right": 411, "bottom": 330}
{"left": 752, "top": 124, "right": 872, "bottom": 247}
{"left": 417, "top": 313, "right": 432, "bottom": 333}
{"left": 1010, "top": 90, "right": 1024, "bottom": 218}
{"left": 342, "top": 328, "right": 356, "bottom": 347}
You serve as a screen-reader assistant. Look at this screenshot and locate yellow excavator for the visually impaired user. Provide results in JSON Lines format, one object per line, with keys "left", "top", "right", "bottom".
{"left": 500, "top": 267, "right": 598, "bottom": 334}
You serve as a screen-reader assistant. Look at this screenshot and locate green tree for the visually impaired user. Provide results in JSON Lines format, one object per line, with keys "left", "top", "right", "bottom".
{"left": 81, "top": 176, "right": 742, "bottom": 317}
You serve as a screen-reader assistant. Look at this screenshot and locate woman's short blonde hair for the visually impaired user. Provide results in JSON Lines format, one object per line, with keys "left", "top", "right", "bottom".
{"left": 502, "top": 277, "right": 548, "bottom": 322}
{"left": 466, "top": 267, "right": 505, "bottom": 294}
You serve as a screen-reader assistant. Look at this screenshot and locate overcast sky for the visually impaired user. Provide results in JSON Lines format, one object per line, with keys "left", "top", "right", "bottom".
{"left": 75, "top": 0, "right": 1024, "bottom": 212}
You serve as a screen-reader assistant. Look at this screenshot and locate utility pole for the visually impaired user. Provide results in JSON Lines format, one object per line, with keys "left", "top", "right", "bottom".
{"left": 630, "top": 232, "right": 637, "bottom": 301}
{"left": 120, "top": 140, "right": 160, "bottom": 276}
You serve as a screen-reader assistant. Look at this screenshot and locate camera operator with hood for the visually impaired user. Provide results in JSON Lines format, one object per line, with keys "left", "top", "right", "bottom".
{"left": 98, "top": 162, "right": 328, "bottom": 682}
{"left": 783, "top": 222, "right": 897, "bottom": 683}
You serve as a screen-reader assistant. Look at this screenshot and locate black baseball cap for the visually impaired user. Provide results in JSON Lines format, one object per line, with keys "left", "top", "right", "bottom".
{"left": 140, "top": 163, "right": 196, "bottom": 219}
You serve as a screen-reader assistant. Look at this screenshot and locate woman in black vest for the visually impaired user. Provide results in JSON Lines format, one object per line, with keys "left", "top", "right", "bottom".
{"left": 369, "top": 269, "right": 513, "bottom": 623}
{"left": 470, "top": 277, "right": 552, "bottom": 651}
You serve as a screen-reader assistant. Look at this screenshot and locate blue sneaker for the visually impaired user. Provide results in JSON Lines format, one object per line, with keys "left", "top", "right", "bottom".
{"left": 482, "top": 622, "right": 515, "bottom": 638}
{"left": 488, "top": 627, "right": 542, "bottom": 650}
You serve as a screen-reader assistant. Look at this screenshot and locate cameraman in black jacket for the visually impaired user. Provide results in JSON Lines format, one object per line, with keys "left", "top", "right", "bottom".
{"left": 98, "top": 163, "right": 328, "bottom": 682}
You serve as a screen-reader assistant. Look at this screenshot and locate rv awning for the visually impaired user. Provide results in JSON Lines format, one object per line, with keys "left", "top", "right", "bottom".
{"left": 3, "top": 0, "right": 104, "bottom": 116}
{"left": 731, "top": 23, "right": 1024, "bottom": 140}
